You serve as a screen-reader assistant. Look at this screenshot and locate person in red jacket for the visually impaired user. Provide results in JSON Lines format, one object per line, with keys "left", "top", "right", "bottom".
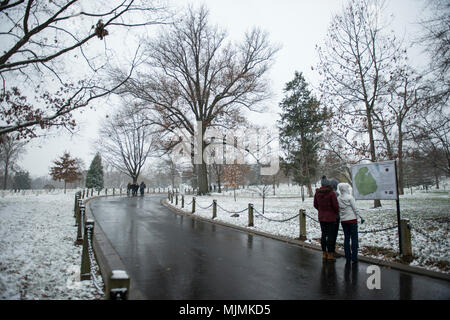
{"left": 314, "top": 176, "right": 339, "bottom": 261}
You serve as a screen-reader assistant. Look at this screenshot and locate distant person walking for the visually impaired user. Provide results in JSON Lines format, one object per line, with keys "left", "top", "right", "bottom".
{"left": 127, "top": 182, "right": 132, "bottom": 196}
{"left": 314, "top": 176, "right": 340, "bottom": 262}
{"left": 132, "top": 183, "right": 139, "bottom": 196}
{"left": 140, "top": 182, "right": 146, "bottom": 196}
{"left": 337, "top": 182, "right": 359, "bottom": 264}
{"left": 328, "top": 178, "right": 341, "bottom": 256}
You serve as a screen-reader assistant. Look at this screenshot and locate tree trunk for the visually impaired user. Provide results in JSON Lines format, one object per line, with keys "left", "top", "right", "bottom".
{"left": 197, "top": 162, "right": 209, "bottom": 195}
{"left": 434, "top": 169, "right": 440, "bottom": 189}
{"left": 397, "top": 121, "right": 405, "bottom": 195}
{"left": 3, "top": 157, "right": 9, "bottom": 190}
{"left": 262, "top": 194, "right": 265, "bottom": 214}
{"left": 307, "top": 184, "right": 313, "bottom": 198}
{"left": 64, "top": 180, "right": 67, "bottom": 194}
{"left": 366, "top": 110, "right": 382, "bottom": 208}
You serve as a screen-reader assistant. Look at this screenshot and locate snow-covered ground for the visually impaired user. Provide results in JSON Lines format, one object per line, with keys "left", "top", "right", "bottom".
{"left": 171, "top": 186, "right": 450, "bottom": 274}
{"left": 1, "top": 186, "right": 448, "bottom": 300}
{"left": 0, "top": 189, "right": 103, "bottom": 300}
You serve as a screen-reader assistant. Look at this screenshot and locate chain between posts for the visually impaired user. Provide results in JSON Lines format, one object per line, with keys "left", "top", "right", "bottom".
{"left": 86, "top": 225, "right": 104, "bottom": 295}
{"left": 196, "top": 202, "right": 214, "bottom": 210}
{"left": 253, "top": 207, "right": 300, "bottom": 222}
{"left": 216, "top": 203, "right": 248, "bottom": 214}
{"left": 167, "top": 194, "right": 444, "bottom": 250}
{"left": 410, "top": 224, "right": 449, "bottom": 245}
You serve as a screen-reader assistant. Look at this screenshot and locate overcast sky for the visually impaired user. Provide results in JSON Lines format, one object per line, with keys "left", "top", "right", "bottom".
{"left": 18, "top": 0, "right": 427, "bottom": 178}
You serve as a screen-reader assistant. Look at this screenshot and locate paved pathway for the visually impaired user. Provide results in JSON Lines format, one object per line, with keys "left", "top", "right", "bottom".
{"left": 89, "top": 195, "right": 450, "bottom": 300}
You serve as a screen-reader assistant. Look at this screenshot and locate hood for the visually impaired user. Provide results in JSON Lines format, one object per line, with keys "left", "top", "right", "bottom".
{"left": 338, "top": 183, "right": 352, "bottom": 196}
{"left": 316, "top": 186, "right": 333, "bottom": 193}
{"left": 338, "top": 183, "right": 354, "bottom": 204}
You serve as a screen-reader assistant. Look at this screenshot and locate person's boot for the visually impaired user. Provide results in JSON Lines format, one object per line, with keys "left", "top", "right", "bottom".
{"left": 327, "top": 252, "right": 336, "bottom": 262}
{"left": 322, "top": 252, "right": 328, "bottom": 260}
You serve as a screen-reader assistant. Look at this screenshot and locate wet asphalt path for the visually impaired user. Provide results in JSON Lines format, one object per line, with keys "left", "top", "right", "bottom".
{"left": 89, "top": 195, "right": 450, "bottom": 300}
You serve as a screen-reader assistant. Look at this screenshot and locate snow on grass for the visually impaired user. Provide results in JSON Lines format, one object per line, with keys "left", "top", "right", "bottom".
{"left": 0, "top": 190, "right": 103, "bottom": 300}
{"left": 172, "top": 189, "right": 450, "bottom": 274}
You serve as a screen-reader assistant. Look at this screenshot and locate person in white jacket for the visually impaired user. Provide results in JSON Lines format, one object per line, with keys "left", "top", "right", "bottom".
{"left": 337, "top": 183, "right": 359, "bottom": 264}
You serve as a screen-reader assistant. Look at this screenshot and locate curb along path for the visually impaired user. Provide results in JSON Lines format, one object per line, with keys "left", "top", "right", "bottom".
{"left": 162, "top": 198, "right": 450, "bottom": 283}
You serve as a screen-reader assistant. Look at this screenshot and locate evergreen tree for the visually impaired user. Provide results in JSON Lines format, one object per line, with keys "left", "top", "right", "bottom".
{"left": 85, "top": 153, "right": 104, "bottom": 190}
{"left": 13, "top": 170, "right": 31, "bottom": 190}
{"left": 278, "top": 72, "right": 330, "bottom": 198}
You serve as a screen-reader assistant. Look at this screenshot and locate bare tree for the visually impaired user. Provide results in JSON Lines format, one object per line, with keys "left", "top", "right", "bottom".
{"left": 373, "top": 63, "right": 431, "bottom": 194}
{"left": 417, "top": 0, "right": 450, "bottom": 102}
{"left": 410, "top": 102, "right": 450, "bottom": 179}
{"left": 316, "top": 0, "right": 403, "bottom": 207}
{"left": 0, "top": 134, "right": 27, "bottom": 189}
{"left": 96, "top": 104, "right": 159, "bottom": 183}
{"left": 114, "top": 5, "right": 278, "bottom": 194}
{"left": 0, "top": 0, "right": 169, "bottom": 140}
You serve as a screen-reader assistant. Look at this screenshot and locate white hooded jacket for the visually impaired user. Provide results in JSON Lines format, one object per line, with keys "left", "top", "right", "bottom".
{"left": 337, "top": 183, "right": 359, "bottom": 222}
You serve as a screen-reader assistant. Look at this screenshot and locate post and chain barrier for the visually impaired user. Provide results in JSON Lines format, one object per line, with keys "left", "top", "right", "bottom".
{"left": 83, "top": 221, "right": 104, "bottom": 295}
{"left": 75, "top": 192, "right": 131, "bottom": 299}
{"left": 166, "top": 196, "right": 450, "bottom": 260}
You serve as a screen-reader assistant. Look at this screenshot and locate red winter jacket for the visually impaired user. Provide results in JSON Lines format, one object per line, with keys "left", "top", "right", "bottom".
{"left": 313, "top": 186, "right": 339, "bottom": 222}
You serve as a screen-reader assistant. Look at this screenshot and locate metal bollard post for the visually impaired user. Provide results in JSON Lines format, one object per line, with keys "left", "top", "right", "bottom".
{"left": 400, "top": 219, "right": 413, "bottom": 262}
{"left": 181, "top": 195, "right": 184, "bottom": 208}
{"left": 212, "top": 200, "right": 217, "bottom": 219}
{"left": 299, "top": 209, "right": 307, "bottom": 240}
{"left": 76, "top": 199, "right": 83, "bottom": 226}
{"left": 75, "top": 205, "right": 85, "bottom": 245}
{"left": 248, "top": 203, "right": 254, "bottom": 227}
{"left": 108, "top": 270, "right": 130, "bottom": 300}
{"left": 80, "top": 220, "right": 95, "bottom": 280}
{"left": 74, "top": 193, "right": 80, "bottom": 217}
{"left": 192, "top": 197, "right": 196, "bottom": 213}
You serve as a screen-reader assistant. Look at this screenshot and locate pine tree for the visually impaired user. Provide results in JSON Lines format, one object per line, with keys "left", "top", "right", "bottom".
{"left": 278, "top": 71, "right": 330, "bottom": 198}
{"left": 13, "top": 170, "right": 31, "bottom": 190}
{"left": 49, "top": 151, "right": 83, "bottom": 193}
{"left": 85, "top": 153, "right": 104, "bottom": 191}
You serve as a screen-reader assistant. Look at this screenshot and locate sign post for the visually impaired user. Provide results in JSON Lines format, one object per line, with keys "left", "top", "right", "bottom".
{"left": 351, "top": 160, "right": 402, "bottom": 255}
{"left": 394, "top": 161, "right": 402, "bottom": 255}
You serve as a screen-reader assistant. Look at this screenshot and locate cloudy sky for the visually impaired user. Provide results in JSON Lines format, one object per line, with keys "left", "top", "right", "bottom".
{"left": 18, "top": 0, "right": 427, "bottom": 178}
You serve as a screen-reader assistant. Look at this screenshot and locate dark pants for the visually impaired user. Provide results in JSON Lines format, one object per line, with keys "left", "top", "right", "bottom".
{"left": 140, "top": 188, "right": 145, "bottom": 196}
{"left": 320, "top": 222, "right": 338, "bottom": 253}
{"left": 342, "top": 223, "right": 358, "bottom": 262}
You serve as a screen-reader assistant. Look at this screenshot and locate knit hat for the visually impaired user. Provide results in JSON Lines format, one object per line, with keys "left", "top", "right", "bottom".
{"left": 321, "top": 175, "right": 329, "bottom": 187}
{"left": 328, "top": 178, "right": 339, "bottom": 191}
